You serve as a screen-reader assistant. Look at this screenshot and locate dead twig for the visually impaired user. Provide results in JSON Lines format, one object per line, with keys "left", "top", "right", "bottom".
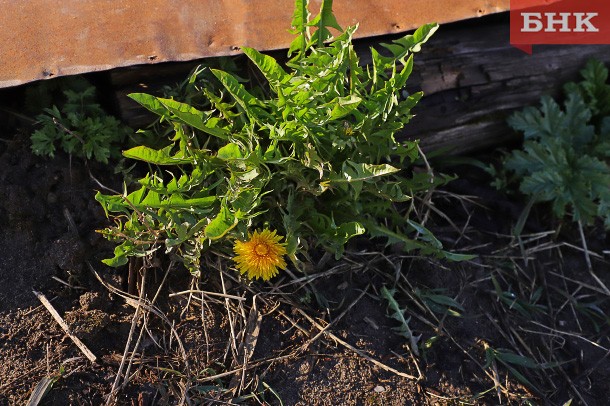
{"left": 106, "top": 269, "right": 146, "bottom": 405}
{"left": 294, "top": 307, "right": 419, "bottom": 380}
{"left": 32, "top": 290, "right": 97, "bottom": 363}
{"left": 300, "top": 285, "right": 369, "bottom": 353}
{"left": 169, "top": 289, "right": 246, "bottom": 302}
{"left": 88, "top": 262, "right": 191, "bottom": 405}
{"left": 52, "top": 117, "right": 85, "bottom": 145}
{"left": 578, "top": 220, "right": 610, "bottom": 297}
{"left": 229, "top": 295, "right": 263, "bottom": 396}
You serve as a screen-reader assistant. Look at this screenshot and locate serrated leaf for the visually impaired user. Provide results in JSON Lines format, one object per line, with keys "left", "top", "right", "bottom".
{"left": 379, "top": 23, "right": 439, "bottom": 65}
{"left": 97, "top": 188, "right": 215, "bottom": 213}
{"left": 407, "top": 219, "right": 442, "bottom": 249}
{"left": 380, "top": 286, "right": 420, "bottom": 356}
{"left": 288, "top": 0, "right": 310, "bottom": 57}
{"left": 327, "top": 221, "right": 365, "bottom": 259}
{"left": 211, "top": 69, "right": 265, "bottom": 121}
{"left": 157, "top": 97, "right": 229, "bottom": 140}
{"left": 309, "top": 0, "right": 342, "bottom": 46}
{"left": 242, "top": 47, "right": 288, "bottom": 86}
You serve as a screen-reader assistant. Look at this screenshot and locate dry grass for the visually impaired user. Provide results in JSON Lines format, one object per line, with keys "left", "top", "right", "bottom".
{"left": 72, "top": 188, "right": 610, "bottom": 406}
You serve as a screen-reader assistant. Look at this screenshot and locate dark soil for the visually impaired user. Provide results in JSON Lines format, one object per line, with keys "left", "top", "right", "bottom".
{"left": 1, "top": 130, "right": 609, "bottom": 406}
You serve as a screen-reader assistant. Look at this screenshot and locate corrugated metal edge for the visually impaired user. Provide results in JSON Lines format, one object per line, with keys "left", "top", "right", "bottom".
{"left": 1, "top": 0, "right": 510, "bottom": 88}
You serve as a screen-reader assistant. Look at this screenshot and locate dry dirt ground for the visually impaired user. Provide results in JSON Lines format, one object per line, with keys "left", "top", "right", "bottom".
{"left": 1, "top": 131, "right": 609, "bottom": 405}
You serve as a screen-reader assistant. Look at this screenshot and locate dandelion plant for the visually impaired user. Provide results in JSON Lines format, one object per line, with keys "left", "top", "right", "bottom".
{"left": 96, "top": 0, "right": 463, "bottom": 278}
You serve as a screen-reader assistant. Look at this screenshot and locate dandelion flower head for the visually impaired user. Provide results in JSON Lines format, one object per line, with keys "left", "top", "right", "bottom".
{"left": 233, "top": 229, "right": 287, "bottom": 281}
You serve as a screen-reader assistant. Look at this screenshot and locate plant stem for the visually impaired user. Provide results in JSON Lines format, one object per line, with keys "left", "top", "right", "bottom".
{"left": 577, "top": 220, "right": 592, "bottom": 272}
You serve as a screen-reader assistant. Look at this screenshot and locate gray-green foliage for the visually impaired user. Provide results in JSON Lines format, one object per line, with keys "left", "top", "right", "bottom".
{"left": 506, "top": 59, "right": 610, "bottom": 228}
{"left": 31, "top": 85, "right": 129, "bottom": 163}
{"left": 96, "top": 0, "right": 460, "bottom": 273}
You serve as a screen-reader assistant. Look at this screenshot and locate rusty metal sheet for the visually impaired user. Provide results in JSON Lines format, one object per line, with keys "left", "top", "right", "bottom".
{"left": 1, "top": 0, "right": 509, "bottom": 88}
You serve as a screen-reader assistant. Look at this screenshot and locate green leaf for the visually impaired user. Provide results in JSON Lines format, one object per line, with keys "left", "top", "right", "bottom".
{"left": 439, "top": 251, "right": 478, "bottom": 261}
{"left": 211, "top": 69, "right": 264, "bottom": 121}
{"left": 379, "top": 23, "right": 439, "bottom": 64}
{"left": 123, "top": 145, "right": 193, "bottom": 165}
{"left": 242, "top": 47, "right": 288, "bottom": 86}
{"left": 419, "top": 291, "right": 465, "bottom": 312}
{"left": 157, "top": 97, "right": 229, "bottom": 140}
{"left": 336, "top": 221, "right": 365, "bottom": 238}
{"left": 367, "top": 221, "right": 476, "bottom": 261}
{"left": 329, "top": 161, "right": 399, "bottom": 183}
{"left": 513, "top": 195, "right": 537, "bottom": 237}
{"left": 163, "top": 195, "right": 217, "bottom": 210}
{"left": 128, "top": 93, "right": 168, "bottom": 117}
{"left": 577, "top": 59, "right": 610, "bottom": 115}
{"left": 97, "top": 187, "right": 215, "bottom": 213}
{"left": 367, "top": 181, "right": 412, "bottom": 202}
{"left": 309, "top": 0, "right": 342, "bottom": 46}
{"left": 380, "top": 286, "right": 420, "bottom": 356}
{"left": 288, "top": 0, "right": 310, "bottom": 57}
{"left": 407, "top": 219, "right": 442, "bottom": 249}
{"left": 204, "top": 206, "right": 238, "bottom": 240}
{"left": 367, "top": 222, "right": 431, "bottom": 253}
{"left": 328, "top": 95, "right": 362, "bottom": 120}
{"left": 495, "top": 351, "right": 541, "bottom": 369}
{"left": 102, "top": 244, "right": 131, "bottom": 267}
{"left": 394, "top": 55, "right": 414, "bottom": 89}
{"left": 217, "top": 143, "right": 243, "bottom": 160}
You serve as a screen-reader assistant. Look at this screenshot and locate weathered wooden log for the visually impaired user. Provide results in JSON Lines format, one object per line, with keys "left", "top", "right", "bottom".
{"left": 111, "top": 13, "right": 610, "bottom": 155}
{"left": 406, "top": 14, "right": 610, "bottom": 154}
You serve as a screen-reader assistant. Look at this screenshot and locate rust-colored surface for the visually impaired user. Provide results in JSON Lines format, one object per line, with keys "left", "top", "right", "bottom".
{"left": 1, "top": 0, "right": 509, "bottom": 88}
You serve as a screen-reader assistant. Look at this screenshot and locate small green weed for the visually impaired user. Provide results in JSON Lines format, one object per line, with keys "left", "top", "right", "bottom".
{"left": 30, "top": 81, "right": 130, "bottom": 163}
{"left": 413, "top": 287, "right": 464, "bottom": 317}
{"left": 380, "top": 286, "right": 421, "bottom": 355}
{"left": 491, "top": 275, "right": 547, "bottom": 318}
{"left": 502, "top": 59, "right": 610, "bottom": 229}
{"left": 96, "top": 0, "right": 465, "bottom": 274}
{"left": 26, "top": 364, "right": 65, "bottom": 406}
{"left": 483, "top": 344, "right": 549, "bottom": 396}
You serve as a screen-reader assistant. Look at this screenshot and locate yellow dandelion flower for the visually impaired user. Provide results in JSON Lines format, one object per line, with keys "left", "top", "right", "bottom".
{"left": 233, "top": 229, "right": 288, "bottom": 281}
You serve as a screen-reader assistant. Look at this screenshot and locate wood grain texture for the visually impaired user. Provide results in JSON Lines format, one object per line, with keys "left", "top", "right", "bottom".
{"left": 403, "top": 15, "right": 610, "bottom": 154}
